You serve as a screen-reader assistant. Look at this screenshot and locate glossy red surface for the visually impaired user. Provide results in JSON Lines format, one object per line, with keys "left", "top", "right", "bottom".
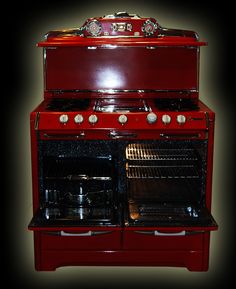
{"left": 45, "top": 46, "right": 199, "bottom": 92}
{"left": 39, "top": 37, "right": 206, "bottom": 47}
{"left": 32, "top": 230, "right": 212, "bottom": 271}
{"left": 29, "top": 100, "right": 217, "bottom": 271}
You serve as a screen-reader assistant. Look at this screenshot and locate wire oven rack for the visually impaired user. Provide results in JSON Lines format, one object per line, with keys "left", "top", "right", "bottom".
{"left": 126, "top": 144, "right": 199, "bottom": 179}
{"left": 126, "top": 143, "right": 198, "bottom": 161}
{"left": 126, "top": 165, "right": 199, "bottom": 179}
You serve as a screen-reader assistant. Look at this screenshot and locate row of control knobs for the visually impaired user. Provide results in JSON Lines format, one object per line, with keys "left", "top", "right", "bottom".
{"left": 59, "top": 113, "right": 187, "bottom": 125}
{"left": 146, "top": 113, "right": 186, "bottom": 124}
{"left": 59, "top": 114, "right": 98, "bottom": 124}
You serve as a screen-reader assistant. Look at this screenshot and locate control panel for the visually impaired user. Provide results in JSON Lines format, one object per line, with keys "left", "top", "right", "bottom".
{"left": 50, "top": 111, "right": 207, "bottom": 130}
{"left": 80, "top": 12, "right": 160, "bottom": 38}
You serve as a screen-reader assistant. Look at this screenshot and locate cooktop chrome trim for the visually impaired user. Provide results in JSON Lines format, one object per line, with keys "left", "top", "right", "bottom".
{"left": 49, "top": 89, "right": 198, "bottom": 94}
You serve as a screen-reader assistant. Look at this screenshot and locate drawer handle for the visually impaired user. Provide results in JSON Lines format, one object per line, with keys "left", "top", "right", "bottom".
{"left": 134, "top": 230, "right": 186, "bottom": 236}
{"left": 154, "top": 230, "right": 186, "bottom": 236}
{"left": 60, "top": 230, "right": 112, "bottom": 237}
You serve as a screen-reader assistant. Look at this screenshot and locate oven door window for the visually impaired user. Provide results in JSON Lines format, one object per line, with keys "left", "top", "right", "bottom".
{"left": 125, "top": 142, "right": 217, "bottom": 228}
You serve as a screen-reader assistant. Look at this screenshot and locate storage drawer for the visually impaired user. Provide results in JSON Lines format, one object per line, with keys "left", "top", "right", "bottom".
{"left": 40, "top": 230, "right": 121, "bottom": 250}
{"left": 123, "top": 230, "right": 204, "bottom": 250}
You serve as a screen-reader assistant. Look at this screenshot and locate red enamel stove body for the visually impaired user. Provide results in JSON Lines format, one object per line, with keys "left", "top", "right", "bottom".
{"left": 29, "top": 12, "right": 217, "bottom": 271}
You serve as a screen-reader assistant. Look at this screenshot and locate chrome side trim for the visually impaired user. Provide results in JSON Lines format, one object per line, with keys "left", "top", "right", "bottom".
{"left": 34, "top": 112, "right": 40, "bottom": 130}
{"left": 205, "top": 112, "right": 210, "bottom": 129}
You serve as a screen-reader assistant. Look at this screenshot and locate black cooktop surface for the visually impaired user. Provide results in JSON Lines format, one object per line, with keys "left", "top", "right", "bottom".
{"left": 46, "top": 98, "right": 91, "bottom": 111}
{"left": 154, "top": 98, "right": 199, "bottom": 111}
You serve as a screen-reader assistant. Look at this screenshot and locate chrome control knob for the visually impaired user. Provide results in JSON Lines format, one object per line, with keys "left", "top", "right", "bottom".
{"left": 59, "top": 114, "right": 69, "bottom": 124}
{"left": 177, "top": 114, "right": 186, "bottom": 124}
{"left": 74, "top": 114, "right": 84, "bottom": 124}
{"left": 88, "top": 114, "right": 98, "bottom": 124}
{"left": 146, "top": 112, "right": 157, "bottom": 124}
{"left": 162, "top": 114, "right": 171, "bottom": 124}
{"left": 118, "top": 114, "right": 128, "bottom": 124}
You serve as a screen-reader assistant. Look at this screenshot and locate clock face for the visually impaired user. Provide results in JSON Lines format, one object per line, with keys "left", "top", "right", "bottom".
{"left": 86, "top": 20, "right": 102, "bottom": 36}
{"left": 142, "top": 20, "right": 157, "bottom": 36}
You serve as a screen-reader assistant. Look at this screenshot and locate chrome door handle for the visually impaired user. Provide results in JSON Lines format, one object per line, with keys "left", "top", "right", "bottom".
{"left": 43, "top": 132, "right": 85, "bottom": 139}
{"left": 109, "top": 131, "right": 137, "bottom": 139}
{"left": 60, "top": 230, "right": 112, "bottom": 237}
{"left": 134, "top": 230, "right": 205, "bottom": 236}
{"left": 160, "top": 133, "right": 200, "bottom": 139}
{"left": 134, "top": 230, "right": 186, "bottom": 236}
{"left": 154, "top": 230, "right": 186, "bottom": 236}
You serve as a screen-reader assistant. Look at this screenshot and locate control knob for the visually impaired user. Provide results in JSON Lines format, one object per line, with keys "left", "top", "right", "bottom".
{"left": 88, "top": 114, "right": 98, "bottom": 124}
{"left": 74, "top": 114, "right": 84, "bottom": 124}
{"left": 146, "top": 112, "right": 157, "bottom": 124}
{"left": 176, "top": 114, "right": 186, "bottom": 125}
{"left": 118, "top": 114, "right": 128, "bottom": 124}
{"left": 59, "top": 114, "right": 69, "bottom": 124}
{"left": 162, "top": 114, "right": 171, "bottom": 124}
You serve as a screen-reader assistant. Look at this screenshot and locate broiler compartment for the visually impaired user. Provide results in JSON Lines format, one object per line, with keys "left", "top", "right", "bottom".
{"left": 125, "top": 142, "right": 217, "bottom": 228}
{"left": 29, "top": 156, "right": 120, "bottom": 227}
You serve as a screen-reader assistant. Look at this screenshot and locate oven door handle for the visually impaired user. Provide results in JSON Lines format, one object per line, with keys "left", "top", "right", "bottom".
{"left": 160, "top": 133, "right": 200, "bottom": 139}
{"left": 43, "top": 132, "right": 85, "bottom": 139}
{"left": 60, "top": 230, "right": 112, "bottom": 237}
{"left": 109, "top": 131, "right": 137, "bottom": 139}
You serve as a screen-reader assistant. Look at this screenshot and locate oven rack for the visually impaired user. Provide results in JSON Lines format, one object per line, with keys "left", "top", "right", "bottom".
{"left": 126, "top": 144, "right": 198, "bottom": 161}
{"left": 126, "top": 165, "right": 199, "bottom": 179}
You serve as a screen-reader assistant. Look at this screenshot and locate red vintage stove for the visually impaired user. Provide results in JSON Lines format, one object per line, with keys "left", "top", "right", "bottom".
{"left": 28, "top": 12, "right": 218, "bottom": 271}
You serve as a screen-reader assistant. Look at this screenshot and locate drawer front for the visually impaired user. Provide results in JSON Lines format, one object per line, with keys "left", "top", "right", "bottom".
{"left": 123, "top": 230, "right": 204, "bottom": 250}
{"left": 40, "top": 230, "right": 121, "bottom": 250}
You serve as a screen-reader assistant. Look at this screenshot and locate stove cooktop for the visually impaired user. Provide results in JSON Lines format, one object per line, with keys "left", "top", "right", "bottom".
{"left": 94, "top": 99, "right": 150, "bottom": 112}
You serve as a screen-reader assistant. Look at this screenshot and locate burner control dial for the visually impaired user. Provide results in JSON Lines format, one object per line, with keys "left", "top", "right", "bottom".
{"left": 118, "top": 114, "right": 128, "bottom": 124}
{"left": 59, "top": 114, "right": 69, "bottom": 124}
{"left": 162, "top": 114, "right": 171, "bottom": 124}
{"left": 74, "top": 114, "right": 84, "bottom": 124}
{"left": 147, "top": 112, "right": 157, "bottom": 124}
{"left": 88, "top": 114, "right": 98, "bottom": 124}
{"left": 176, "top": 114, "right": 186, "bottom": 124}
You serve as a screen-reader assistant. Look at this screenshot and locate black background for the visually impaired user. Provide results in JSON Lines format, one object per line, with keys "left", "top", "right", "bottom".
{"left": 3, "top": 1, "right": 234, "bottom": 288}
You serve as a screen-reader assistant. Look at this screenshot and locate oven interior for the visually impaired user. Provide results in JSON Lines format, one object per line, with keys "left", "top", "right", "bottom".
{"left": 29, "top": 139, "right": 216, "bottom": 228}
{"left": 125, "top": 142, "right": 215, "bottom": 226}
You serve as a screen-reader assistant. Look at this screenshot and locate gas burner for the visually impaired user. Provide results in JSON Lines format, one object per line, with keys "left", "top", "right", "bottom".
{"left": 155, "top": 98, "right": 199, "bottom": 111}
{"left": 94, "top": 99, "right": 150, "bottom": 112}
{"left": 46, "top": 98, "right": 90, "bottom": 111}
